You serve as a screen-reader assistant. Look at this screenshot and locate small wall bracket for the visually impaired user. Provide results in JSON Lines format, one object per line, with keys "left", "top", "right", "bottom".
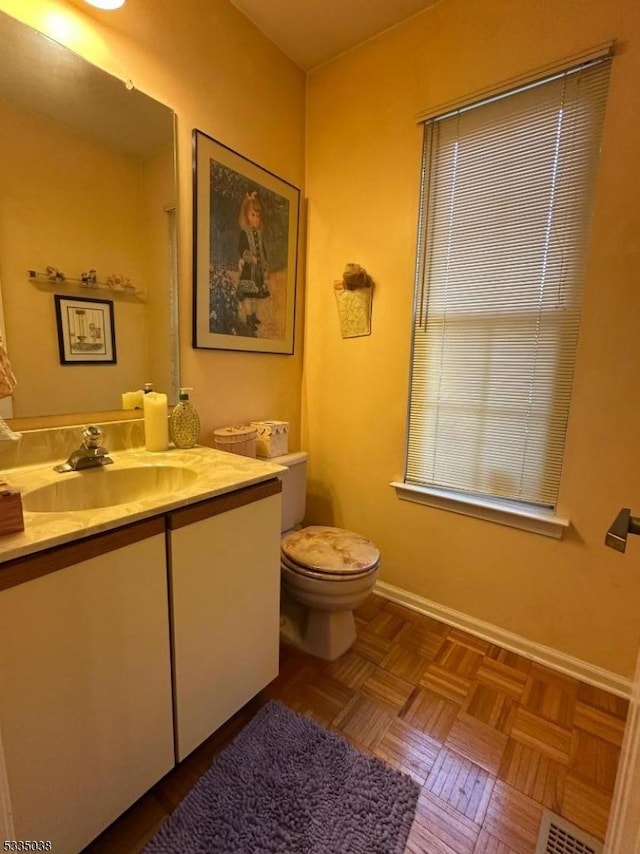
{"left": 605, "top": 507, "right": 640, "bottom": 553}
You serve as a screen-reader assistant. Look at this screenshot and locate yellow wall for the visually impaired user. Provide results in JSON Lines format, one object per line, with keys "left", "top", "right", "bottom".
{"left": 0, "top": 0, "right": 306, "bottom": 444}
{"left": 305, "top": 0, "right": 640, "bottom": 676}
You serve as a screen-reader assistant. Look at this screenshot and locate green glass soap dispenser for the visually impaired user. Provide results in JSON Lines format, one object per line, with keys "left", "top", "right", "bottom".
{"left": 170, "top": 388, "right": 201, "bottom": 449}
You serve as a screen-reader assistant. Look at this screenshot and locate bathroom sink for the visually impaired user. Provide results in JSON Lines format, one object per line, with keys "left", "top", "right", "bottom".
{"left": 23, "top": 465, "right": 199, "bottom": 512}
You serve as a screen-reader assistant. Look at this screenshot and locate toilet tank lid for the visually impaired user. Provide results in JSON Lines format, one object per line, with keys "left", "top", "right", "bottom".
{"left": 270, "top": 450, "right": 308, "bottom": 468}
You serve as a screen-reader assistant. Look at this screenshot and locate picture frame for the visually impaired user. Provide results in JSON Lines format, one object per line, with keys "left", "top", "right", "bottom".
{"left": 192, "top": 129, "right": 300, "bottom": 354}
{"left": 54, "top": 294, "right": 116, "bottom": 365}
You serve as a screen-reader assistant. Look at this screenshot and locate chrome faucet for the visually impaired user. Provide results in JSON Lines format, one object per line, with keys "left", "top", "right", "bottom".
{"left": 54, "top": 425, "right": 114, "bottom": 473}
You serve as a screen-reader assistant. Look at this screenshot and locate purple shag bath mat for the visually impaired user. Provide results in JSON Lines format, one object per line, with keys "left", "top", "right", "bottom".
{"left": 143, "top": 700, "right": 419, "bottom": 854}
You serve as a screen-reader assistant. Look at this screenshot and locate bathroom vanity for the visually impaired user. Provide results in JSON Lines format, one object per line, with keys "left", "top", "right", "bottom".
{"left": 0, "top": 446, "right": 283, "bottom": 853}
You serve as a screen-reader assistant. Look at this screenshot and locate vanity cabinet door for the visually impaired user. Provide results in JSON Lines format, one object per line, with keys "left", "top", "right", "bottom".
{"left": 0, "top": 519, "right": 174, "bottom": 854}
{"left": 169, "top": 480, "right": 282, "bottom": 760}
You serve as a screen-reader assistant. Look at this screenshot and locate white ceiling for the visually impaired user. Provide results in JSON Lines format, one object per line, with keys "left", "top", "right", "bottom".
{"left": 228, "top": 0, "right": 442, "bottom": 70}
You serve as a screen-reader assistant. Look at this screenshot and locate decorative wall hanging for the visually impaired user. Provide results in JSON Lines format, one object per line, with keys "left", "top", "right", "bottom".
{"left": 334, "top": 263, "right": 374, "bottom": 338}
{"left": 54, "top": 294, "right": 116, "bottom": 364}
{"left": 192, "top": 130, "right": 300, "bottom": 354}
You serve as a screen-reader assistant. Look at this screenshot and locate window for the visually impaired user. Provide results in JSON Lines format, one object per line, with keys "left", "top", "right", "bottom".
{"left": 401, "top": 54, "right": 611, "bottom": 533}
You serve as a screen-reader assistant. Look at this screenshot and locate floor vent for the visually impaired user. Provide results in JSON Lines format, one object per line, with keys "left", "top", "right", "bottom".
{"left": 535, "top": 809, "right": 604, "bottom": 854}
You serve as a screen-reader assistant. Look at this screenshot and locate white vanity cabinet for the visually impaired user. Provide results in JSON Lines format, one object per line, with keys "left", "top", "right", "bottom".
{"left": 0, "top": 468, "right": 283, "bottom": 850}
{"left": 0, "top": 518, "right": 175, "bottom": 854}
{"left": 168, "top": 479, "right": 282, "bottom": 760}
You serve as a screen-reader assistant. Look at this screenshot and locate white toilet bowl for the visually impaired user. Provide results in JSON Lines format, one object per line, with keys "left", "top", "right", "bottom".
{"left": 280, "top": 525, "right": 380, "bottom": 661}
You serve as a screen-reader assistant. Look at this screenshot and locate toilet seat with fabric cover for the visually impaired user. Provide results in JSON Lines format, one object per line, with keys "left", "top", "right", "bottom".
{"left": 281, "top": 525, "right": 380, "bottom": 580}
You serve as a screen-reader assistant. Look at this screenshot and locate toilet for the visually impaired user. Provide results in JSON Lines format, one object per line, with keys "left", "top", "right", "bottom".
{"left": 272, "top": 451, "right": 380, "bottom": 661}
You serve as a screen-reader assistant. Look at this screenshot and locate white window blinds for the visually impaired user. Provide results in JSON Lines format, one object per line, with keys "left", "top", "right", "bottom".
{"left": 406, "top": 56, "right": 611, "bottom": 508}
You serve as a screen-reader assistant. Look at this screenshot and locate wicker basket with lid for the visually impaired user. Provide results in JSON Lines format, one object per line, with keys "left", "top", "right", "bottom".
{"left": 212, "top": 425, "right": 257, "bottom": 458}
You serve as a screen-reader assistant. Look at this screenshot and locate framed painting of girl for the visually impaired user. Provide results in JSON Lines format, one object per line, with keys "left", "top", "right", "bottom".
{"left": 192, "top": 130, "right": 300, "bottom": 354}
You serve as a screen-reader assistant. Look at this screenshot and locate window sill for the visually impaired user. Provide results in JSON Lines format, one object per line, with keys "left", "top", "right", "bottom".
{"left": 390, "top": 481, "right": 569, "bottom": 539}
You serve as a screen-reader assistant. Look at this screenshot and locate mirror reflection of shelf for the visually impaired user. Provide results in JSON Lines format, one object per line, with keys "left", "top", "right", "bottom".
{"left": 27, "top": 268, "right": 145, "bottom": 300}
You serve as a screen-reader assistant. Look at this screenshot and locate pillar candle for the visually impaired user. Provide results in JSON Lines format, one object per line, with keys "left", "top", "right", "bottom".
{"left": 121, "top": 391, "right": 139, "bottom": 410}
{"left": 143, "top": 391, "right": 169, "bottom": 452}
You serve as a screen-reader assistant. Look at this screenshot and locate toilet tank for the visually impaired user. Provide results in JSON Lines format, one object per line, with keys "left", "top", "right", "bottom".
{"left": 271, "top": 451, "right": 307, "bottom": 533}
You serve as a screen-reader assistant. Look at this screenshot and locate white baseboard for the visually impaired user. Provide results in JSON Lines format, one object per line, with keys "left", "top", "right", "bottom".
{"left": 374, "top": 580, "right": 632, "bottom": 700}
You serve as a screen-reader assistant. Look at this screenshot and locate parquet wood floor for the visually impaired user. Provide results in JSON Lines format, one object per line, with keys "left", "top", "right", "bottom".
{"left": 85, "top": 594, "right": 628, "bottom": 853}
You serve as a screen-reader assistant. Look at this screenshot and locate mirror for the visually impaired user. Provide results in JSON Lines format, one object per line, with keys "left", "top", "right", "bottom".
{"left": 0, "top": 10, "right": 178, "bottom": 419}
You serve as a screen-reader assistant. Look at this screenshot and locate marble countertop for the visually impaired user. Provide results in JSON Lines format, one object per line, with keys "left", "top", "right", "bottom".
{"left": 0, "top": 446, "right": 285, "bottom": 564}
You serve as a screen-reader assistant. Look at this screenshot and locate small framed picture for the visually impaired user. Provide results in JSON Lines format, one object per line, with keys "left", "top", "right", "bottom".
{"left": 54, "top": 294, "right": 116, "bottom": 364}
{"left": 192, "top": 129, "right": 300, "bottom": 354}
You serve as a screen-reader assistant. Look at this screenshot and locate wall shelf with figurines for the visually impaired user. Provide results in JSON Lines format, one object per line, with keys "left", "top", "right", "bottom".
{"left": 27, "top": 266, "right": 145, "bottom": 300}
